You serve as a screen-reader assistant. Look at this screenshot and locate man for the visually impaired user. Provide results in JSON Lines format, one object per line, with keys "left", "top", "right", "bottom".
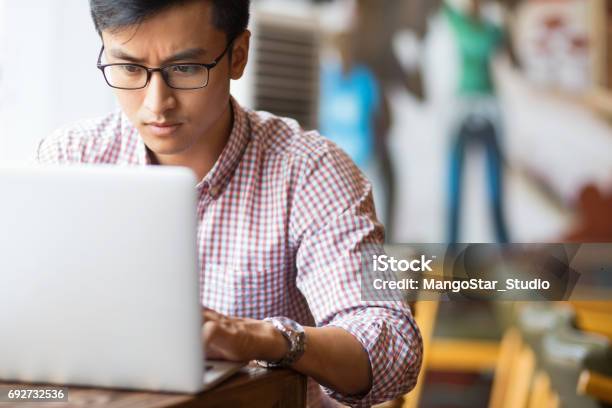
{"left": 36, "top": 1, "right": 422, "bottom": 407}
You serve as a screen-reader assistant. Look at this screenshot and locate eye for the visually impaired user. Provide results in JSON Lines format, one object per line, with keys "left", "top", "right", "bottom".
{"left": 119, "top": 65, "right": 142, "bottom": 74}
{"left": 171, "top": 65, "right": 200, "bottom": 75}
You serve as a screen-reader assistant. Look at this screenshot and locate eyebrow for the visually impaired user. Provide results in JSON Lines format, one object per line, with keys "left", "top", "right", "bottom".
{"left": 108, "top": 47, "right": 208, "bottom": 64}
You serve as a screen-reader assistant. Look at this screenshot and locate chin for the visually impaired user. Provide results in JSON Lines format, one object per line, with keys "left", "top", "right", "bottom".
{"left": 143, "top": 135, "right": 191, "bottom": 157}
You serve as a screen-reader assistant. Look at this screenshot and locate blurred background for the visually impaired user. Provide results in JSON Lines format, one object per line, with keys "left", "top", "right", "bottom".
{"left": 1, "top": 0, "right": 612, "bottom": 406}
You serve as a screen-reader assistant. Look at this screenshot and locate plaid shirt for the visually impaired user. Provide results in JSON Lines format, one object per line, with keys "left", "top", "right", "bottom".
{"left": 35, "top": 97, "right": 422, "bottom": 408}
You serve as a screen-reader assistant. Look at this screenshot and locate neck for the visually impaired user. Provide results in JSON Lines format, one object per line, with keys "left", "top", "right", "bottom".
{"left": 151, "top": 101, "right": 233, "bottom": 182}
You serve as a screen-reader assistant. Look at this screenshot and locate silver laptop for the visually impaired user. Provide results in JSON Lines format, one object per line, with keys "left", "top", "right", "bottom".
{"left": 0, "top": 165, "right": 242, "bottom": 393}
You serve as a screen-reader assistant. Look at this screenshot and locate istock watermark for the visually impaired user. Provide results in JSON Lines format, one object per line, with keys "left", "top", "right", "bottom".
{"left": 360, "top": 243, "right": 612, "bottom": 301}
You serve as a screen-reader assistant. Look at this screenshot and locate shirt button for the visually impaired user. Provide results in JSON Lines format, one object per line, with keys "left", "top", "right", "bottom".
{"left": 209, "top": 185, "right": 220, "bottom": 198}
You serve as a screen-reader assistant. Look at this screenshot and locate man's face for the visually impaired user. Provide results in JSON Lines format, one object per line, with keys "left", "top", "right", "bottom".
{"left": 100, "top": 1, "right": 249, "bottom": 157}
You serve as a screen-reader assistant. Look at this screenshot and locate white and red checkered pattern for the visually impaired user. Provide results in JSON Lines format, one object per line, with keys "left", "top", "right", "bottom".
{"left": 36, "top": 97, "right": 422, "bottom": 408}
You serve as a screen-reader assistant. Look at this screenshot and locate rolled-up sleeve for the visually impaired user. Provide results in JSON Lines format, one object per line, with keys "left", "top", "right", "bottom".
{"left": 290, "top": 140, "right": 423, "bottom": 407}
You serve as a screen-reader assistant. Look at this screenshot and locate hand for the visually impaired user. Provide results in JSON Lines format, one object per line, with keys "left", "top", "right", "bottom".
{"left": 201, "top": 308, "right": 289, "bottom": 363}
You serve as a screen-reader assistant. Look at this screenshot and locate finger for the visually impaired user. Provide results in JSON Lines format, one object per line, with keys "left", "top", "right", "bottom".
{"left": 202, "top": 306, "right": 243, "bottom": 321}
{"left": 202, "top": 321, "right": 220, "bottom": 346}
{"left": 202, "top": 308, "right": 224, "bottom": 322}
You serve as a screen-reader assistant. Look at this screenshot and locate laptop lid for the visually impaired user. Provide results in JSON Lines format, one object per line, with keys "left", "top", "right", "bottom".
{"left": 0, "top": 165, "right": 205, "bottom": 393}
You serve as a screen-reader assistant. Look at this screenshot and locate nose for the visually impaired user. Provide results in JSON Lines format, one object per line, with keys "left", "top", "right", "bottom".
{"left": 142, "top": 71, "right": 177, "bottom": 116}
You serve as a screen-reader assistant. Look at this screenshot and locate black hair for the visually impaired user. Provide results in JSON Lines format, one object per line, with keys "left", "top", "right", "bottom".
{"left": 90, "top": 0, "right": 250, "bottom": 41}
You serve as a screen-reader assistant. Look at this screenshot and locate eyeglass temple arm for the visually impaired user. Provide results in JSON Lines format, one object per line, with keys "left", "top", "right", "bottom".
{"left": 97, "top": 45, "right": 105, "bottom": 67}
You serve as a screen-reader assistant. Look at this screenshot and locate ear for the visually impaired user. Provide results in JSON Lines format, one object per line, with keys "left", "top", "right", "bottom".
{"left": 229, "top": 30, "right": 251, "bottom": 80}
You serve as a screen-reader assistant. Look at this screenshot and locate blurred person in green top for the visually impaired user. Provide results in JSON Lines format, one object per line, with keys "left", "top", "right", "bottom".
{"left": 445, "top": 0, "right": 504, "bottom": 94}
{"left": 444, "top": 0, "right": 510, "bottom": 243}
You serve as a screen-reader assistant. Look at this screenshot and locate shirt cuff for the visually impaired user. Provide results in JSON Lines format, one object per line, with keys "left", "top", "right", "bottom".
{"left": 323, "top": 307, "right": 423, "bottom": 407}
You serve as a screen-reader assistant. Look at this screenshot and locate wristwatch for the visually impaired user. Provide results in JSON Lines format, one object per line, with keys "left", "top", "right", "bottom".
{"left": 257, "top": 316, "right": 306, "bottom": 368}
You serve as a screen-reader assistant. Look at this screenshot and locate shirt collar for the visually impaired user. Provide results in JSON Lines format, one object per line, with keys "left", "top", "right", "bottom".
{"left": 196, "top": 97, "right": 250, "bottom": 196}
{"left": 133, "top": 96, "right": 250, "bottom": 197}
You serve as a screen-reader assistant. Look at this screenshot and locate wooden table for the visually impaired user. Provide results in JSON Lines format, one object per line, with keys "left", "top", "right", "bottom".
{"left": 0, "top": 366, "right": 307, "bottom": 408}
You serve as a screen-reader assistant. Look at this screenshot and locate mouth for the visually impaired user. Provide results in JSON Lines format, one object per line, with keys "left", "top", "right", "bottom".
{"left": 145, "top": 122, "right": 183, "bottom": 137}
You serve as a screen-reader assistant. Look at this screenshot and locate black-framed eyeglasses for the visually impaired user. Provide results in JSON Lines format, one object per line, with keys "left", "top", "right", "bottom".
{"left": 96, "top": 41, "right": 233, "bottom": 90}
